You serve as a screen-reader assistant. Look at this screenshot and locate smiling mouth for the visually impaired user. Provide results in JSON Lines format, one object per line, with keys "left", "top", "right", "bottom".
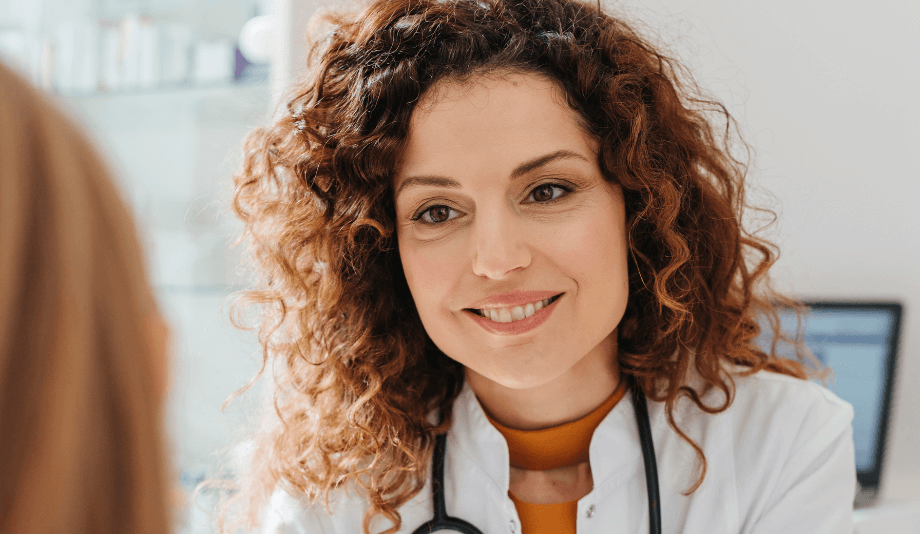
{"left": 465, "top": 294, "right": 562, "bottom": 323}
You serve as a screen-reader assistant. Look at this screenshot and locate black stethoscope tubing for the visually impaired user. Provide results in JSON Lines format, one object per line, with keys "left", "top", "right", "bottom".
{"left": 412, "top": 377, "right": 662, "bottom": 534}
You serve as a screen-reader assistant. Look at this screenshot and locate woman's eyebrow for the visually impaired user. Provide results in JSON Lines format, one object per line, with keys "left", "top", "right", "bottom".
{"left": 395, "top": 149, "right": 587, "bottom": 200}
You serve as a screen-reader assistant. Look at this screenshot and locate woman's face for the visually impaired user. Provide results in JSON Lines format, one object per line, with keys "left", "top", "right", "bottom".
{"left": 393, "top": 71, "right": 629, "bottom": 390}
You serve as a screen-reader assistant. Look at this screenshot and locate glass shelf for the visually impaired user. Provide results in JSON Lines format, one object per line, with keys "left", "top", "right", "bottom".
{"left": 55, "top": 72, "right": 268, "bottom": 99}
{"left": 62, "top": 76, "right": 268, "bottom": 103}
{"left": 0, "top": 0, "right": 268, "bottom": 98}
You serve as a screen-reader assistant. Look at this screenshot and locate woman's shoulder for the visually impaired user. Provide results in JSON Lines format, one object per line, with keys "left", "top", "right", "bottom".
{"left": 720, "top": 367, "right": 856, "bottom": 525}
{"left": 261, "top": 484, "right": 374, "bottom": 534}
{"left": 657, "top": 366, "right": 856, "bottom": 530}
{"left": 661, "top": 365, "right": 854, "bottom": 468}
{"left": 261, "top": 480, "right": 416, "bottom": 534}
{"left": 669, "top": 365, "right": 854, "bottom": 437}
{"left": 730, "top": 367, "right": 854, "bottom": 467}
{"left": 261, "top": 487, "right": 334, "bottom": 534}
{"left": 725, "top": 366, "right": 854, "bottom": 438}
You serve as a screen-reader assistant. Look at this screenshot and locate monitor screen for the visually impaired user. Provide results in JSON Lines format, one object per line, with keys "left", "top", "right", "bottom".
{"left": 754, "top": 302, "right": 902, "bottom": 489}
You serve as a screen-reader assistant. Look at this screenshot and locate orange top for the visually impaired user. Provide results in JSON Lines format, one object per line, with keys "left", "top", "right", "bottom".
{"left": 484, "top": 380, "right": 628, "bottom": 534}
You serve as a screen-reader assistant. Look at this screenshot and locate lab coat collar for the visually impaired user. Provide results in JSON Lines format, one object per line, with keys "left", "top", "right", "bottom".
{"left": 447, "top": 378, "right": 654, "bottom": 498}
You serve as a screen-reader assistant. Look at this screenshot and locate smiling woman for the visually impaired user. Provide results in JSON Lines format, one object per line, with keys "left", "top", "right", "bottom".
{"left": 219, "top": 1, "right": 856, "bottom": 533}
{"left": 394, "top": 73, "right": 629, "bottom": 416}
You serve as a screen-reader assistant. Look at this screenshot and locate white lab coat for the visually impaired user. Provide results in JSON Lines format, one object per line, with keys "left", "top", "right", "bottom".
{"left": 263, "top": 368, "right": 856, "bottom": 533}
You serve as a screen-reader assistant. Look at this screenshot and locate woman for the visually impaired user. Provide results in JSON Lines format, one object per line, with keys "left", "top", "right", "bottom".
{"left": 225, "top": 0, "right": 856, "bottom": 532}
{"left": 0, "top": 61, "right": 173, "bottom": 534}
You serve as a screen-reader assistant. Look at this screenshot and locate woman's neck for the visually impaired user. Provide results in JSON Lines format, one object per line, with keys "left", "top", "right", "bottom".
{"left": 466, "top": 334, "right": 620, "bottom": 431}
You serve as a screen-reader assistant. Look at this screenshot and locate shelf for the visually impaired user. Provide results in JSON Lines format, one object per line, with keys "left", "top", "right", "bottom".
{"left": 60, "top": 78, "right": 269, "bottom": 101}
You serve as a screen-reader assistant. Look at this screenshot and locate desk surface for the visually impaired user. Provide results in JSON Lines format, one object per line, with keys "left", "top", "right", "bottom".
{"left": 853, "top": 500, "right": 920, "bottom": 534}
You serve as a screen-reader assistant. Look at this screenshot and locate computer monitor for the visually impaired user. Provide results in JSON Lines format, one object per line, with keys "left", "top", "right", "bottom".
{"left": 754, "top": 301, "right": 903, "bottom": 493}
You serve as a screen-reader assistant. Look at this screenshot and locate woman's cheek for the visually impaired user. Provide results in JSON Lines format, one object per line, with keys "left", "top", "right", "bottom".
{"left": 401, "top": 245, "right": 456, "bottom": 300}
{"left": 536, "top": 217, "right": 595, "bottom": 264}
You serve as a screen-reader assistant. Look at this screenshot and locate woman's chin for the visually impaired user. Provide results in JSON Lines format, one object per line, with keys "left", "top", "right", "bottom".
{"left": 465, "top": 365, "right": 567, "bottom": 392}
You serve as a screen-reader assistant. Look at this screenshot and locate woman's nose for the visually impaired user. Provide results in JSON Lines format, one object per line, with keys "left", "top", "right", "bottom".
{"left": 469, "top": 208, "right": 531, "bottom": 279}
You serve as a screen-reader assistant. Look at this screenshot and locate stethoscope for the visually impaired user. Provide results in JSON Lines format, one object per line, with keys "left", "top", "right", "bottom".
{"left": 412, "top": 375, "right": 662, "bottom": 534}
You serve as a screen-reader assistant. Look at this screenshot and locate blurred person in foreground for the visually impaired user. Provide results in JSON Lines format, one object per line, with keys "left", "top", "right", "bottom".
{"left": 0, "top": 61, "right": 172, "bottom": 534}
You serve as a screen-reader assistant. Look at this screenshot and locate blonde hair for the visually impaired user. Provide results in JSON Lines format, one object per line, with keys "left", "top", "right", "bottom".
{"left": 0, "top": 62, "right": 172, "bottom": 534}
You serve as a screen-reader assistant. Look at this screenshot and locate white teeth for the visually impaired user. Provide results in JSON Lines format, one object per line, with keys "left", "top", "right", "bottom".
{"left": 478, "top": 297, "right": 555, "bottom": 323}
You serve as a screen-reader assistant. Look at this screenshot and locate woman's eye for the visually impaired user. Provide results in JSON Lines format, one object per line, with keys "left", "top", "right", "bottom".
{"left": 412, "top": 205, "right": 458, "bottom": 225}
{"left": 410, "top": 183, "right": 571, "bottom": 226}
{"left": 528, "top": 183, "right": 570, "bottom": 203}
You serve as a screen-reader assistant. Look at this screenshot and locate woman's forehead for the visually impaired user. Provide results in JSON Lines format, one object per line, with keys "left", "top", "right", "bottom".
{"left": 412, "top": 70, "right": 566, "bottom": 117}
{"left": 396, "top": 72, "right": 594, "bottom": 180}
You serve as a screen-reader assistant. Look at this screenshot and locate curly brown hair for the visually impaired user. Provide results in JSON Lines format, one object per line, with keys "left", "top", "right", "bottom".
{"left": 224, "top": 0, "right": 824, "bottom": 532}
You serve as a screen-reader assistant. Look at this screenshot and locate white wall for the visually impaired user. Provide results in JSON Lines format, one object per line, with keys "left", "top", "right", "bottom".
{"left": 614, "top": 0, "right": 920, "bottom": 500}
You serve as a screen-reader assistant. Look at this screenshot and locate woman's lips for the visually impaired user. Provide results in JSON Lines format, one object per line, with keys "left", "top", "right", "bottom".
{"left": 468, "top": 294, "right": 562, "bottom": 321}
{"left": 465, "top": 290, "right": 563, "bottom": 310}
{"left": 465, "top": 294, "right": 562, "bottom": 336}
